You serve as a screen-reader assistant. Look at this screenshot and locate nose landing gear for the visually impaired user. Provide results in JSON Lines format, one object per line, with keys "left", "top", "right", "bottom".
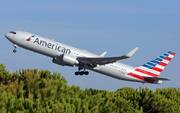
{"left": 13, "top": 44, "right": 17, "bottom": 53}
{"left": 13, "top": 49, "right": 17, "bottom": 53}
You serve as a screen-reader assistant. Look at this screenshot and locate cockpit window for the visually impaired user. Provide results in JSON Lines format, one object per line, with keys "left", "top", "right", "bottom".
{"left": 10, "top": 31, "right": 16, "bottom": 34}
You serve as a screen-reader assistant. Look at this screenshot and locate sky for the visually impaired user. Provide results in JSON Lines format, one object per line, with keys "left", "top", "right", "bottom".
{"left": 0, "top": 1, "right": 179, "bottom": 91}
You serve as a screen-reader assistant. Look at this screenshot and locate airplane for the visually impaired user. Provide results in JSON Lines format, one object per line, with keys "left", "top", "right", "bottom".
{"left": 5, "top": 31, "right": 176, "bottom": 84}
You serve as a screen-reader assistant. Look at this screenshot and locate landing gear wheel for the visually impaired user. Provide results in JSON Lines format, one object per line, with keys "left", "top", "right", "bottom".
{"left": 75, "top": 72, "right": 79, "bottom": 75}
{"left": 13, "top": 44, "right": 17, "bottom": 53}
{"left": 80, "top": 71, "right": 84, "bottom": 75}
{"left": 75, "top": 67, "right": 89, "bottom": 76}
{"left": 13, "top": 49, "right": 17, "bottom": 53}
{"left": 84, "top": 71, "right": 89, "bottom": 75}
{"left": 74, "top": 71, "right": 89, "bottom": 76}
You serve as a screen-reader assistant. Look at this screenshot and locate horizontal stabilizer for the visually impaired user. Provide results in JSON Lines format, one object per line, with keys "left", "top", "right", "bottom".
{"left": 144, "top": 77, "right": 171, "bottom": 81}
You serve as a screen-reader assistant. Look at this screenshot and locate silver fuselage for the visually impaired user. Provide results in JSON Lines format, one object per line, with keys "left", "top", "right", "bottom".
{"left": 5, "top": 31, "right": 145, "bottom": 83}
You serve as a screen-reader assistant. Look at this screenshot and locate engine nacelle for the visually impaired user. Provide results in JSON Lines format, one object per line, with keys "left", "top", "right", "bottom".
{"left": 52, "top": 54, "right": 79, "bottom": 66}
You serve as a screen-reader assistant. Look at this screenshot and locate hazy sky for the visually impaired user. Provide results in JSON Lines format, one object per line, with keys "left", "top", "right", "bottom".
{"left": 0, "top": 1, "right": 179, "bottom": 91}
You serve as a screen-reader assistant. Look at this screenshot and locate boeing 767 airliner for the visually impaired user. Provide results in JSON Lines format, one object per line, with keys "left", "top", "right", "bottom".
{"left": 5, "top": 31, "right": 176, "bottom": 84}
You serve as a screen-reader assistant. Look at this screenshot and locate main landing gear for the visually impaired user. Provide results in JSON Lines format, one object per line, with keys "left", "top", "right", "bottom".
{"left": 13, "top": 44, "right": 17, "bottom": 53}
{"left": 75, "top": 67, "right": 89, "bottom": 76}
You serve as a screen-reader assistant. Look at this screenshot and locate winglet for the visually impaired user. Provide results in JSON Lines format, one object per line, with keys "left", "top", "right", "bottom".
{"left": 100, "top": 52, "right": 107, "bottom": 57}
{"left": 125, "top": 47, "right": 139, "bottom": 58}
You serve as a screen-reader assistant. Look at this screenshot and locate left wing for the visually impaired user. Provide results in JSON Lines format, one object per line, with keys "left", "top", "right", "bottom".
{"left": 77, "top": 47, "right": 138, "bottom": 66}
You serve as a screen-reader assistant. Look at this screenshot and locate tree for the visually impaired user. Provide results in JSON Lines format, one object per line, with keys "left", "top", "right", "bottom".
{"left": 0, "top": 64, "right": 179, "bottom": 113}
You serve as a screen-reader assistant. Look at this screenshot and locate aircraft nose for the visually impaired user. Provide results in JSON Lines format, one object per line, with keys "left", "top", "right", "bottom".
{"left": 5, "top": 32, "right": 14, "bottom": 39}
{"left": 5, "top": 33, "right": 9, "bottom": 38}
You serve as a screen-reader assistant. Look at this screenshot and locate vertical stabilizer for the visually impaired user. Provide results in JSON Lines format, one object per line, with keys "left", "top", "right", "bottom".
{"left": 136, "top": 51, "right": 176, "bottom": 77}
{"left": 128, "top": 51, "right": 176, "bottom": 83}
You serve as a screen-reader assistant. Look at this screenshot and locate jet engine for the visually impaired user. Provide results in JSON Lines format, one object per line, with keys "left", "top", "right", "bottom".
{"left": 52, "top": 54, "right": 79, "bottom": 66}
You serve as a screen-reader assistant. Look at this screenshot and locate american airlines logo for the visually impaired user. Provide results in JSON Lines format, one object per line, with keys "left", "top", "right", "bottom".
{"left": 33, "top": 38, "right": 71, "bottom": 54}
{"left": 26, "top": 35, "right": 35, "bottom": 41}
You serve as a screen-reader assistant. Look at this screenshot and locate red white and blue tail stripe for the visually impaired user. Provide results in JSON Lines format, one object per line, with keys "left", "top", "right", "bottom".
{"left": 128, "top": 51, "right": 176, "bottom": 84}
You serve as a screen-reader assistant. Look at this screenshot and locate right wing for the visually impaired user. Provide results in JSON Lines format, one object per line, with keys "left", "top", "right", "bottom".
{"left": 77, "top": 47, "right": 139, "bottom": 66}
